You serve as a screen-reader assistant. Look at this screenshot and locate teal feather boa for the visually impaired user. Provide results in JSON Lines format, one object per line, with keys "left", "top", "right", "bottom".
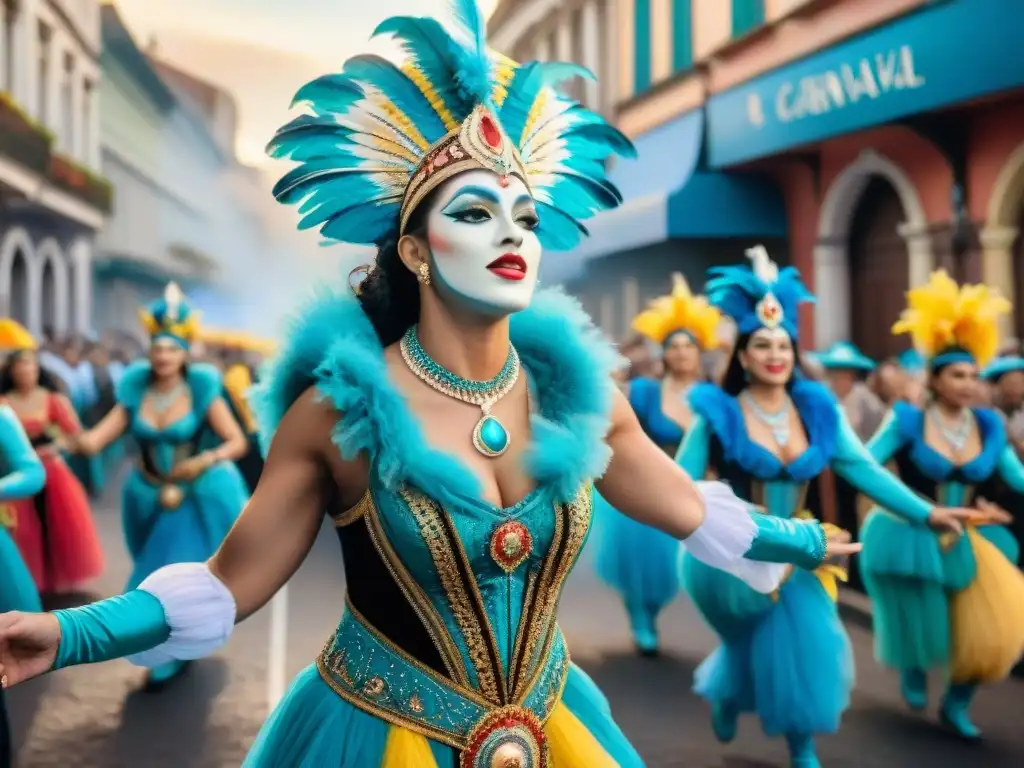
{"left": 251, "top": 288, "right": 622, "bottom": 505}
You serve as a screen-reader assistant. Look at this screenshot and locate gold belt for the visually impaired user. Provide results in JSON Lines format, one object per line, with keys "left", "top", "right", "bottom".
{"left": 137, "top": 462, "right": 186, "bottom": 510}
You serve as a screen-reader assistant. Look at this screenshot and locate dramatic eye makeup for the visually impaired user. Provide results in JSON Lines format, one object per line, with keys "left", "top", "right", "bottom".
{"left": 439, "top": 185, "right": 539, "bottom": 229}
{"left": 514, "top": 197, "right": 540, "bottom": 230}
{"left": 440, "top": 185, "right": 500, "bottom": 222}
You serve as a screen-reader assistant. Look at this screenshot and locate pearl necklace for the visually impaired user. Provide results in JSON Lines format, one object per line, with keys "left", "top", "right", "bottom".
{"left": 927, "top": 404, "right": 972, "bottom": 455}
{"left": 741, "top": 390, "right": 793, "bottom": 446}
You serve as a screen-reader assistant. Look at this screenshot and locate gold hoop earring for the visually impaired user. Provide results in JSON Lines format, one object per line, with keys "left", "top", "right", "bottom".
{"left": 417, "top": 262, "right": 431, "bottom": 285}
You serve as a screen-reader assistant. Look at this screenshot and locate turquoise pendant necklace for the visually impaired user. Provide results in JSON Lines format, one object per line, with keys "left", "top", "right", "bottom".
{"left": 399, "top": 326, "right": 520, "bottom": 458}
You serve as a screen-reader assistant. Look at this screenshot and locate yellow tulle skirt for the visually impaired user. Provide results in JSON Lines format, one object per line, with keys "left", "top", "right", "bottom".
{"left": 949, "top": 528, "right": 1024, "bottom": 684}
{"left": 380, "top": 702, "right": 620, "bottom": 767}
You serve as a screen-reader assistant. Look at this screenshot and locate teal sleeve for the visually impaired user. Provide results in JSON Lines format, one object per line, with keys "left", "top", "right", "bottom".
{"left": 744, "top": 513, "right": 827, "bottom": 571}
{"left": 865, "top": 410, "right": 905, "bottom": 464}
{"left": 53, "top": 591, "right": 171, "bottom": 669}
{"left": 675, "top": 415, "right": 710, "bottom": 478}
{"left": 831, "top": 408, "right": 931, "bottom": 524}
{"left": 997, "top": 445, "right": 1024, "bottom": 493}
{"left": 0, "top": 406, "right": 45, "bottom": 500}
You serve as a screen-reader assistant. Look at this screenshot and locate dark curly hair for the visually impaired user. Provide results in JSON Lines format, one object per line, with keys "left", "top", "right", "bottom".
{"left": 354, "top": 190, "right": 438, "bottom": 348}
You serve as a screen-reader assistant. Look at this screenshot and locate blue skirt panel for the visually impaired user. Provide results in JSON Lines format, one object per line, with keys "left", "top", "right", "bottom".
{"left": 0, "top": 526, "right": 41, "bottom": 613}
{"left": 121, "top": 462, "right": 247, "bottom": 592}
{"left": 592, "top": 491, "right": 682, "bottom": 612}
{"left": 684, "top": 555, "right": 854, "bottom": 736}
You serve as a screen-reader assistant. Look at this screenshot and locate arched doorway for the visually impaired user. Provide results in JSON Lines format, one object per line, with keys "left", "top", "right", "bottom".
{"left": 816, "top": 150, "right": 931, "bottom": 355}
{"left": 66, "top": 256, "right": 78, "bottom": 333}
{"left": 40, "top": 255, "right": 58, "bottom": 337}
{"left": 848, "top": 176, "right": 911, "bottom": 361}
{"left": 9, "top": 247, "right": 29, "bottom": 324}
{"left": 985, "top": 140, "right": 1024, "bottom": 344}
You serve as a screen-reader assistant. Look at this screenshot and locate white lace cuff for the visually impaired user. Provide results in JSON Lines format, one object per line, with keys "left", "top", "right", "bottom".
{"left": 127, "top": 562, "right": 237, "bottom": 668}
{"left": 681, "top": 481, "right": 788, "bottom": 594}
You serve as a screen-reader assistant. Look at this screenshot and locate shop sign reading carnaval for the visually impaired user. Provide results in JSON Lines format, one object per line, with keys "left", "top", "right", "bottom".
{"left": 707, "top": 0, "right": 1024, "bottom": 167}
{"left": 771, "top": 45, "right": 924, "bottom": 125}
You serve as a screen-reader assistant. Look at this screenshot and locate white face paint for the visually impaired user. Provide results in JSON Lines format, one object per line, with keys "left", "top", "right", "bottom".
{"left": 424, "top": 169, "right": 542, "bottom": 317}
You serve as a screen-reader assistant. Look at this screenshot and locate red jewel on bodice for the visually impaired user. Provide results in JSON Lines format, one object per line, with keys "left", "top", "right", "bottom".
{"left": 479, "top": 113, "right": 503, "bottom": 151}
{"left": 489, "top": 520, "right": 533, "bottom": 573}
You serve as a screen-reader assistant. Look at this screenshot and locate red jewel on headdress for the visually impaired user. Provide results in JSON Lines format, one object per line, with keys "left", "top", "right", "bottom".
{"left": 479, "top": 113, "right": 502, "bottom": 151}
{"left": 498, "top": 175, "right": 510, "bottom": 187}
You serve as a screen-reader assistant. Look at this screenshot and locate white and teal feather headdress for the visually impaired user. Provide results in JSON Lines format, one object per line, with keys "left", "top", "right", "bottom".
{"left": 267, "top": 0, "right": 635, "bottom": 250}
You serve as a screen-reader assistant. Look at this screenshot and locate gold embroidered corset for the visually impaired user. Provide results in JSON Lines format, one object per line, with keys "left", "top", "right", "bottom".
{"left": 319, "top": 480, "right": 592, "bottom": 749}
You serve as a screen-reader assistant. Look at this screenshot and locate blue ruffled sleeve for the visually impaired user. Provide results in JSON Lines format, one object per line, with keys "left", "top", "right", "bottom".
{"left": 186, "top": 363, "right": 225, "bottom": 417}
{"left": 831, "top": 406, "right": 931, "bottom": 524}
{"left": 675, "top": 415, "right": 710, "bottom": 479}
{"left": 0, "top": 405, "right": 45, "bottom": 500}
{"left": 116, "top": 360, "right": 152, "bottom": 415}
{"left": 996, "top": 445, "right": 1024, "bottom": 493}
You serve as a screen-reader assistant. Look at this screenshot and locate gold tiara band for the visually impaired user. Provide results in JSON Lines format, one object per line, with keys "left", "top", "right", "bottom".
{"left": 398, "top": 105, "right": 530, "bottom": 236}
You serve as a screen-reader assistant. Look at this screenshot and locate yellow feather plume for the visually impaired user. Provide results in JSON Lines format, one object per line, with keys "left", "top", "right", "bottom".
{"left": 631, "top": 273, "right": 722, "bottom": 350}
{"left": 0, "top": 318, "right": 37, "bottom": 351}
{"left": 139, "top": 308, "right": 200, "bottom": 344}
{"left": 400, "top": 64, "right": 458, "bottom": 131}
{"left": 891, "top": 270, "right": 1010, "bottom": 368}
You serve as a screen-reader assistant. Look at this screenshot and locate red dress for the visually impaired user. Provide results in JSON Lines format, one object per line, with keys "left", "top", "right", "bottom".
{"left": 3, "top": 393, "right": 104, "bottom": 593}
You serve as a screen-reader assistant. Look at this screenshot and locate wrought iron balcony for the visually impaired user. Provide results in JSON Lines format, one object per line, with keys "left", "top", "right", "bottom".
{"left": 0, "top": 92, "right": 52, "bottom": 176}
{"left": 49, "top": 152, "right": 114, "bottom": 214}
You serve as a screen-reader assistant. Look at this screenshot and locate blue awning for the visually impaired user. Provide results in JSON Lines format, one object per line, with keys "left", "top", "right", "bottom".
{"left": 544, "top": 109, "right": 787, "bottom": 283}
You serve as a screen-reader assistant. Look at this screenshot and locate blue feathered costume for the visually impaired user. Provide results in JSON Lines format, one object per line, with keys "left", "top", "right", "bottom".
{"left": 675, "top": 248, "right": 935, "bottom": 768}
{"left": 593, "top": 274, "right": 724, "bottom": 654}
{"left": 118, "top": 286, "right": 249, "bottom": 685}
{"left": 246, "top": 0, "right": 640, "bottom": 764}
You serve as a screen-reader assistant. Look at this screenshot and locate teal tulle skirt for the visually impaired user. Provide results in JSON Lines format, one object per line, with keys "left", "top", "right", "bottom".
{"left": 592, "top": 491, "right": 682, "bottom": 613}
{"left": 121, "top": 462, "right": 247, "bottom": 591}
{"left": 0, "top": 526, "right": 40, "bottom": 613}
{"left": 860, "top": 509, "right": 1020, "bottom": 671}
{"left": 683, "top": 554, "right": 854, "bottom": 736}
{"left": 245, "top": 662, "right": 643, "bottom": 767}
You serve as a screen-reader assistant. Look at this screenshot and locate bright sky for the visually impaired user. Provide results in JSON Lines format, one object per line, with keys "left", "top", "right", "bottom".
{"left": 114, "top": 0, "right": 499, "bottom": 166}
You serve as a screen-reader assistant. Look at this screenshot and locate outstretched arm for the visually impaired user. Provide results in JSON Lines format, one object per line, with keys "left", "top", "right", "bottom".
{"left": 996, "top": 444, "right": 1024, "bottom": 496}
{"left": 75, "top": 405, "right": 129, "bottom": 456}
{"left": 596, "top": 389, "right": 705, "bottom": 538}
{"left": 0, "top": 406, "right": 45, "bottom": 500}
{"left": 596, "top": 389, "right": 853, "bottom": 582}
{"left": 832, "top": 409, "right": 932, "bottom": 524}
{"left": 0, "top": 388, "right": 364, "bottom": 683}
{"left": 209, "top": 388, "right": 361, "bottom": 621}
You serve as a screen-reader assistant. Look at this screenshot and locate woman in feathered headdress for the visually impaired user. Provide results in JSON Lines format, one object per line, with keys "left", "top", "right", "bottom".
{"left": 594, "top": 273, "right": 722, "bottom": 655}
{"left": 675, "top": 248, "right": 974, "bottom": 767}
{"left": 1, "top": 5, "right": 861, "bottom": 764}
{"left": 859, "top": 270, "right": 1024, "bottom": 738}
{"left": 0, "top": 321, "right": 104, "bottom": 597}
{"left": 60, "top": 282, "right": 250, "bottom": 687}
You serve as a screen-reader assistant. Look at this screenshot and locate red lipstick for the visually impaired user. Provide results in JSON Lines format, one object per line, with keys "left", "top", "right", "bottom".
{"left": 487, "top": 253, "right": 527, "bottom": 281}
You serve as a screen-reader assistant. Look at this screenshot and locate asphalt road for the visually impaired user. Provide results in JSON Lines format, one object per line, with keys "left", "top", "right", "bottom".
{"left": 7, "top": 469, "right": 1024, "bottom": 767}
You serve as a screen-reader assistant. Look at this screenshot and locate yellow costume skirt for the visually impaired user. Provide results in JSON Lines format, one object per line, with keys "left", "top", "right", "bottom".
{"left": 381, "top": 702, "right": 619, "bottom": 767}
{"left": 949, "top": 528, "right": 1024, "bottom": 684}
